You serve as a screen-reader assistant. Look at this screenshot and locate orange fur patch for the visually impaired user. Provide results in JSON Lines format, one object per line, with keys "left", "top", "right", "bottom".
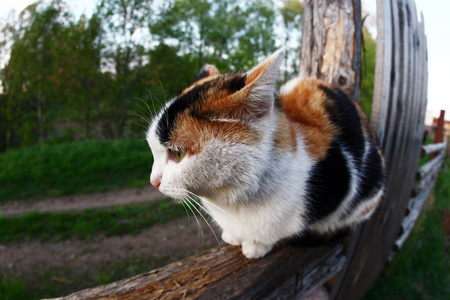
{"left": 280, "top": 78, "right": 336, "bottom": 161}
{"left": 180, "top": 75, "right": 220, "bottom": 96}
{"left": 168, "top": 112, "right": 259, "bottom": 154}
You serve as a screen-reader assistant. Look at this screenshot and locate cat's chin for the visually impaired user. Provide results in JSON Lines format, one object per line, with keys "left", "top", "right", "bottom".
{"left": 158, "top": 186, "right": 190, "bottom": 201}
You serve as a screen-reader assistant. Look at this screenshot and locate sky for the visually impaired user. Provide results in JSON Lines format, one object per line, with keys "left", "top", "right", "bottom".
{"left": 1, "top": 0, "right": 449, "bottom": 120}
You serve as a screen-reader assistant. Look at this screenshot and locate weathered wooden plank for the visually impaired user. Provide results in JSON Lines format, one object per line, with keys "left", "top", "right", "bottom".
{"left": 412, "top": 154, "right": 444, "bottom": 197}
{"left": 379, "top": 0, "right": 402, "bottom": 160}
{"left": 393, "top": 153, "right": 444, "bottom": 253}
{"left": 416, "top": 150, "right": 445, "bottom": 180}
{"left": 370, "top": 0, "right": 393, "bottom": 143}
{"left": 296, "top": 250, "right": 346, "bottom": 300}
{"left": 299, "top": 0, "right": 362, "bottom": 101}
{"left": 331, "top": 1, "right": 429, "bottom": 299}
{"left": 421, "top": 142, "right": 447, "bottom": 157}
{"left": 265, "top": 245, "right": 345, "bottom": 300}
{"left": 52, "top": 244, "right": 345, "bottom": 300}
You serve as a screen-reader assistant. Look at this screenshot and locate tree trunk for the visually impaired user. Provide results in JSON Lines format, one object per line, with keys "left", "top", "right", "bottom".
{"left": 299, "top": 0, "right": 362, "bottom": 101}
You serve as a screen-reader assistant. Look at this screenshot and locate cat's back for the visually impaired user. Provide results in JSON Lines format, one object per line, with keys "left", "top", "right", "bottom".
{"left": 279, "top": 77, "right": 385, "bottom": 229}
{"left": 279, "top": 77, "right": 369, "bottom": 161}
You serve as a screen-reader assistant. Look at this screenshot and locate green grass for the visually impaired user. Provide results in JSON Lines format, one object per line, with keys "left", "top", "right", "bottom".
{"left": 0, "top": 278, "right": 34, "bottom": 300}
{"left": 0, "top": 199, "right": 185, "bottom": 243}
{"left": 0, "top": 139, "right": 153, "bottom": 202}
{"left": 365, "top": 158, "right": 450, "bottom": 300}
{"left": 1, "top": 255, "right": 178, "bottom": 300}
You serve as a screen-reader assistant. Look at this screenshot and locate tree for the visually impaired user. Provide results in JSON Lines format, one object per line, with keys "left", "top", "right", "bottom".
{"left": 56, "top": 13, "right": 103, "bottom": 140}
{"left": 1, "top": 1, "right": 70, "bottom": 147}
{"left": 151, "top": 0, "right": 277, "bottom": 72}
{"left": 94, "top": 0, "right": 153, "bottom": 139}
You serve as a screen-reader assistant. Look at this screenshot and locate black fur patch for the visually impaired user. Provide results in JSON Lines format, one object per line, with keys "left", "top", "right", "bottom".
{"left": 319, "top": 85, "right": 365, "bottom": 167}
{"left": 156, "top": 74, "right": 246, "bottom": 145}
{"left": 192, "top": 64, "right": 212, "bottom": 84}
{"left": 354, "top": 142, "right": 385, "bottom": 202}
{"left": 305, "top": 139, "right": 350, "bottom": 222}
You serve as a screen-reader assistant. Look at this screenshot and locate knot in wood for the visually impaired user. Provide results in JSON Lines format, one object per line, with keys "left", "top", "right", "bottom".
{"left": 338, "top": 75, "right": 347, "bottom": 86}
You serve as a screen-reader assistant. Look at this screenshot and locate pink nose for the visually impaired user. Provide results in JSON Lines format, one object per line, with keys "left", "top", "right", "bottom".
{"left": 151, "top": 177, "right": 161, "bottom": 189}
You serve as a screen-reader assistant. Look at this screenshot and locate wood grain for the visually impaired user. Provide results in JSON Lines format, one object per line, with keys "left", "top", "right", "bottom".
{"left": 331, "top": 1, "right": 431, "bottom": 299}
{"left": 51, "top": 244, "right": 345, "bottom": 300}
{"left": 299, "top": 0, "right": 362, "bottom": 101}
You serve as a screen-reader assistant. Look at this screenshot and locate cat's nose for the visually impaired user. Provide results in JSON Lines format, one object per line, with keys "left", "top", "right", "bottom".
{"left": 150, "top": 176, "right": 161, "bottom": 189}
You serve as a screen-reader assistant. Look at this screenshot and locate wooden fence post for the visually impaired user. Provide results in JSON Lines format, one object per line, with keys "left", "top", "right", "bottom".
{"left": 330, "top": 0, "right": 429, "bottom": 299}
{"left": 434, "top": 110, "right": 445, "bottom": 143}
{"left": 300, "top": 0, "right": 362, "bottom": 101}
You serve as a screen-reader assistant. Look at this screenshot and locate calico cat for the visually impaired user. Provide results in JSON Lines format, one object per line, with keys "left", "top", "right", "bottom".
{"left": 146, "top": 49, "right": 385, "bottom": 258}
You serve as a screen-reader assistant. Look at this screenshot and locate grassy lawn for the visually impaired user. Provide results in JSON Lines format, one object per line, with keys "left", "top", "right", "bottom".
{"left": 365, "top": 158, "right": 450, "bottom": 300}
{"left": 0, "top": 139, "right": 153, "bottom": 202}
{"left": 0, "top": 199, "right": 185, "bottom": 243}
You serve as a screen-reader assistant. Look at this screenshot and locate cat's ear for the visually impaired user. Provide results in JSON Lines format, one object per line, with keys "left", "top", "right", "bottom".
{"left": 230, "top": 49, "right": 283, "bottom": 119}
{"left": 192, "top": 64, "right": 220, "bottom": 84}
{"left": 246, "top": 48, "right": 283, "bottom": 89}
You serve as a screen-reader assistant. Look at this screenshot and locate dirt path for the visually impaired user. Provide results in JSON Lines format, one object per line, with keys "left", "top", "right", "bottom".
{"left": 0, "top": 186, "right": 165, "bottom": 216}
{"left": 0, "top": 186, "right": 227, "bottom": 297}
{"left": 0, "top": 215, "right": 221, "bottom": 297}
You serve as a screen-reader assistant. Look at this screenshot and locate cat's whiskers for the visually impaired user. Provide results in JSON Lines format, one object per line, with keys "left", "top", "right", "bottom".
{"left": 133, "top": 96, "right": 156, "bottom": 120}
{"left": 182, "top": 198, "right": 204, "bottom": 246}
{"left": 186, "top": 196, "right": 222, "bottom": 251}
{"left": 128, "top": 113, "right": 152, "bottom": 128}
{"left": 147, "top": 88, "right": 163, "bottom": 114}
{"left": 152, "top": 67, "right": 167, "bottom": 102}
{"left": 185, "top": 195, "right": 210, "bottom": 217}
{"left": 144, "top": 80, "right": 163, "bottom": 109}
{"left": 185, "top": 190, "right": 231, "bottom": 216}
{"left": 179, "top": 199, "right": 191, "bottom": 227}
{"left": 129, "top": 120, "right": 150, "bottom": 132}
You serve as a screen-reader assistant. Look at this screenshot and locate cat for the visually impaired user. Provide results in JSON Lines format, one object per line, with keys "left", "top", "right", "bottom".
{"left": 146, "top": 49, "right": 385, "bottom": 258}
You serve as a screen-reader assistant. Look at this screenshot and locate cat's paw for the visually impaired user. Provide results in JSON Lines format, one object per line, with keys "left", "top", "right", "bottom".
{"left": 221, "top": 232, "right": 242, "bottom": 246}
{"left": 241, "top": 240, "right": 273, "bottom": 259}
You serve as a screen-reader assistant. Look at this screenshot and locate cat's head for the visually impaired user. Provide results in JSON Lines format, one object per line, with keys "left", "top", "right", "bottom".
{"left": 146, "top": 49, "right": 283, "bottom": 204}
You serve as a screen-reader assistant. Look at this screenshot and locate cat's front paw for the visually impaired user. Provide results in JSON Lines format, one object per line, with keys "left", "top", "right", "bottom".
{"left": 241, "top": 240, "right": 273, "bottom": 259}
{"left": 221, "top": 232, "right": 242, "bottom": 246}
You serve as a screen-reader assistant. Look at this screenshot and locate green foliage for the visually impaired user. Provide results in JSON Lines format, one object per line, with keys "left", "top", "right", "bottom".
{"left": 0, "top": 199, "right": 185, "bottom": 243}
{"left": 365, "top": 159, "right": 450, "bottom": 300}
{"left": 0, "top": 277, "right": 34, "bottom": 300}
{"left": 150, "top": 0, "right": 277, "bottom": 71}
{"left": 1, "top": 2, "right": 71, "bottom": 148}
{"left": 0, "top": 139, "right": 152, "bottom": 201}
{"left": 0, "top": 0, "right": 286, "bottom": 151}
{"left": 360, "top": 26, "right": 377, "bottom": 117}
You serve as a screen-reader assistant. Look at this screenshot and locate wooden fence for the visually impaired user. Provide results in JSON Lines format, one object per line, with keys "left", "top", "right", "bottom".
{"left": 54, "top": 0, "right": 446, "bottom": 299}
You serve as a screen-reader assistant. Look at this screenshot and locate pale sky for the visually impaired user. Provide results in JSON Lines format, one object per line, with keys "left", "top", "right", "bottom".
{"left": 1, "top": 0, "right": 449, "bottom": 120}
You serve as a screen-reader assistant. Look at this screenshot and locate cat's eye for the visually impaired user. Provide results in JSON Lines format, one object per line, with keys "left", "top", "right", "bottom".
{"left": 170, "top": 149, "right": 186, "bottom": 162}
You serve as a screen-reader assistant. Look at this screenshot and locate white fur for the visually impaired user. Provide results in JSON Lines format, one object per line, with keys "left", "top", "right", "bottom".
{"left": 280, "top": 76, "right": 302, "bottom": 95}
